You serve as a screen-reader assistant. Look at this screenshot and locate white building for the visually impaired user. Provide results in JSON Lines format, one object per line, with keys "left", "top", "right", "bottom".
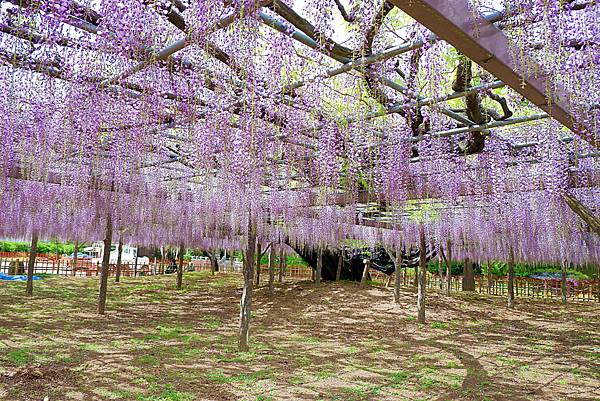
{"left": 84, "top": 243, "right": 149, "bottom": 265}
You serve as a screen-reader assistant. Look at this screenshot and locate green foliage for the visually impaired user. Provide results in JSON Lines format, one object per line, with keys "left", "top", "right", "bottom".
{"left": 427, "top": 260, "right": 468, "bottom": 276}
{"left": 404, "top": 200, "right": 442, "bottom": 224}
{"left": 482, "top": 261, "right": 590, "bottom": 279}
{"left": 0, "top": 240, "right": 77, "bottom": 254}
{"left": 258, "top": 252, "right": 308, "bottom": 266}
{"left": 427, "top": 259, "right": 590, "bottom": 279}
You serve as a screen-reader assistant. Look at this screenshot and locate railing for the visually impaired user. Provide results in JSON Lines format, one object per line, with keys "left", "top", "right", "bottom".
{"left": 0, "top": 252, "right": 55, "bottom": 259}
{"left": 369, "top": 270, "right": 599, "bottom": 302}
{"left": 0, "top": 256, "right": 315, "bottom": 281}
{"left": 3, "top": 255, "right": 595, "bottom": 302}
{"left": 191, "top": 260, "right": 313, "bottom": 280}
{"left": 0, "top": 257, "right": 175, "bottom": 277}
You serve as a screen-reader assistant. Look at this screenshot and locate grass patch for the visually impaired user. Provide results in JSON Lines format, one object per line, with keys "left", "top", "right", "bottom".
{"left": 430, "top": 321, "right": 450, "bottom": 329}
{"left": 201, "top": 316, "right": 221, "bottom": 330}
{"left": 137, "top": 384, "right": 194, "bottom": 401}
{"left": 6, "top": 348, "right": 32, "bottom": 365}
{"left": 290, "top": 334, "right": 321, "bottom": 344}
{"left": 79, "top": 343, "right": 104, "bottom": 352}
{"left": 390, "top": 371, "right": 411, "bottom": 386}
{"left": 206, "top": 368, "right": 271, "bottom": 384}
{"left": 215, "top": 351, "right": 256, "bottom": 363}
{"left": 135, "top": 354, "right": 161, "bottom": 366}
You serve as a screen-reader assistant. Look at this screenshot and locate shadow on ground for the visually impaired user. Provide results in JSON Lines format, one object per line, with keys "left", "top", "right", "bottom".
{"left": 0, "top": 273, "right": 598, "bottom": 400}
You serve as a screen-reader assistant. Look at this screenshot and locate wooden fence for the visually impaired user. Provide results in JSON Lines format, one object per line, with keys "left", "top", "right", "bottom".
{"left": 0, "top": 256, "right": 315, "bottom": 281}
{"left": 191, "top": 260, "right": 313, "bottom": 280}
{"left": 369, "top": 269, "right": 599, "bottom": 302}
{"left": 0, "top": 257, "right": 175, "bottom": 277}
{"left": 2, "top": 255, "right": 597, "bottom": 302}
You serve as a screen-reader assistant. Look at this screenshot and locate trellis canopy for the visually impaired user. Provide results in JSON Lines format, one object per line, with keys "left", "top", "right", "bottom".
{"left": 0, "top": 0, "right": 598, "bottom": 264}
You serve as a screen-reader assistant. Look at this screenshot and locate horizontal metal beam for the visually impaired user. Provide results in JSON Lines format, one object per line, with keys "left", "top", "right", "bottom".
{"left": 389, "top": 0, "right": 597, "bottom": 149}
{"left": 410, "top": 113, "right": 550, "bottom": 142}
{"left": 103, "top": 1, "right": 271, "bottom": 86}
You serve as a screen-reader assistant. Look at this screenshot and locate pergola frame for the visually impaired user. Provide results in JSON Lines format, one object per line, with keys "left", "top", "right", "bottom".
{"left": 1, "top": 0, "right": 598, "bottom": 229}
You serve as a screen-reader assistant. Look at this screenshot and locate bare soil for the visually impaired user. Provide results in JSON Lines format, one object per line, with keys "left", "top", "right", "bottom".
{"left": 0, "top": 272, "right": 598, "bottom": 401}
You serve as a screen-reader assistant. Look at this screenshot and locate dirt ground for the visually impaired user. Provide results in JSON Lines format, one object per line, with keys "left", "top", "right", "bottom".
{"left": 0, "top": 272, "right": 598, "bottom": 401}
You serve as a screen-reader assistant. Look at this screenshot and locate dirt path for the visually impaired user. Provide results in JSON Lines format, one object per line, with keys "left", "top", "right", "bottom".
{"left": 0, "top": 273, "right": 598, "bottom": 400}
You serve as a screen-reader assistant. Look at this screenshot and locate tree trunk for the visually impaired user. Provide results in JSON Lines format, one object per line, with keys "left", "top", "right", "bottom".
{"left": 239, "top": 219, "right": 256, "bottom": 352}
{"left": 417, "top": 226, "right": 427, "bottom": 323}
{"left": 26, "top": 231, "right": 39, "bottom": 297}
{"left": 210, "top": 250, "right": 218, "bottom": 275}
{"left": 507, "top": 245, "right": 515, "bottom": 309}
{"left": 335, "top": 252, "right": 343, "bottom": 281}
{"left": 462, "top": 257, "right": 476, "bottom": 291}
{"left": 98, "top": 215, "right": 113, "bottom": 315}
{"left": 255, "top": 243, "right": 261, "bottom": 286}
{"left": 115, "top": 235, "right": 124, "bottom": 283}
{"left": 268, "top": 245, "right": 276, "bottom": 293}
{"left": 394, "top": 252, "right": 402, "bottom": 303}
{"left": 278, "top": 246, "right": 285, "bottom": 283}
{"left": 445, "top": 239, "right": 452, "bottom": 295}
{"left": 360, "top": 259, "right": 370, "bottom": 289}
{"left": 315, "top": 247, "right": 322, "bottom": 285}
{"left": 176, "top": 244, "right": 184, "bottom": 290}
{"left": 561, "top": 259, "right": 568, "bottom": 304}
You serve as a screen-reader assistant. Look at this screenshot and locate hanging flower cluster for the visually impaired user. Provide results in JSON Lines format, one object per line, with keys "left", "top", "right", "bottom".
{"left": 0, "top": 0, "right": 597, "bottom": 266}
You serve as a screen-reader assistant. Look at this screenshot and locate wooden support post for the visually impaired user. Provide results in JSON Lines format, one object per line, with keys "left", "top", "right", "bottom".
{"left": 335, "top": 252, "right": 343, "bottom": 281}
{"left": 507, "top": 245, "right": 515, "bottom": 309}
{"left": 486, "top": 258, "right": 492, "bottom": 294}
{"left": 441, "top": 239, "right": 452, "bottom": 295}
{"left": 98, "top": 215, "right": 113, "bottom": 315}
{"left": 315, "top": 247, "right": 322, "bottom": 286}
{"left": 394, "top": 251, "right": 402, "bottom": 304}
{"left": 255, "top": 243, "right": 261, "bottom": 286}
{"left": 462, "top": 257, "right": 475, "bottom": 291}
{"left": 360, "top": 259, "right": 370, "bottom": 288}
{"left": 417, "top": 226, "right": 427, "bottom": 323}
{"left": 438, "top": 252, "right": 443, "bottom": 290}
{"left": 268, "top": 245, "right": 276, "bottom": 293}
{"left": 176, "top": 244, "right": 184, "bottom": 290}
{"left": 597, "top": 262, "right": 600, "bottom": 303}
{"left": 26, "top": 231, "right": 39, "bottom": 297}
{"left": 72, "top": 240, "right": 78, "bottom": 276}
{"left": 239, "top": 218, "right": 256, "bottom": 352}
{"left": 413, "top": 263, "right": 418, "bottom": 288}
{"left": 115, "top": 235, "right": 124, "bottom": 283}
{"left": 561, "top": 259, "right": 568, "bottom": 304}
{"left": 278, "top": 246, "right": 285, "bottom": 283}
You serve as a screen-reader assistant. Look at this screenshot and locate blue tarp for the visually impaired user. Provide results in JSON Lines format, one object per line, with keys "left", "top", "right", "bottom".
{"left": 0, "top": 273, "right": 41, "bottom": 281}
